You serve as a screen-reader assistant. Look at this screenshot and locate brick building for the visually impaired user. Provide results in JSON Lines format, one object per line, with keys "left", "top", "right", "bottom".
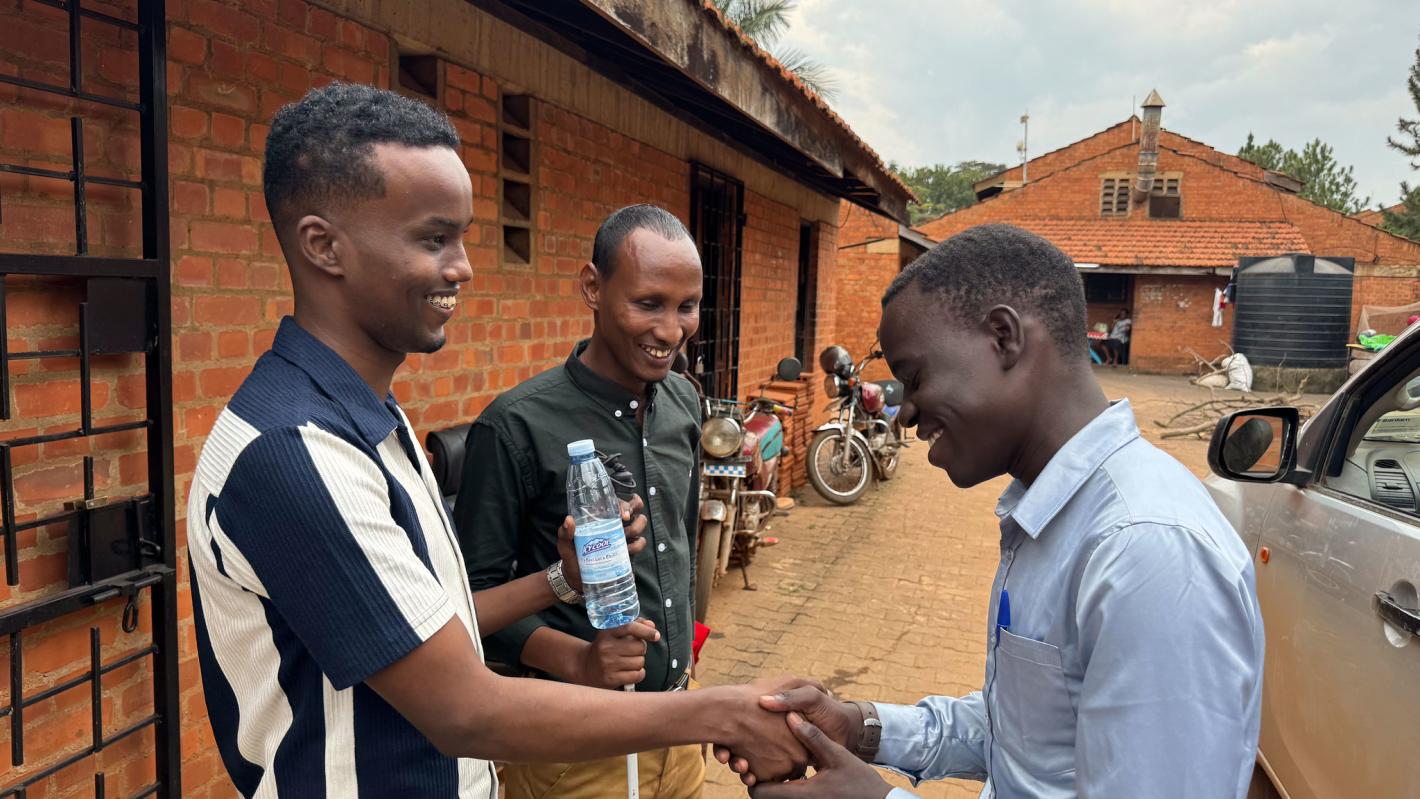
{"left": 920, "top": 92, "right": 1420, "bottom": 373}
{"left": 0, "top": 0, "right": 912, "bottom": 795}
{"left": 834, "top": 202, "right": 933, "bottom": 380}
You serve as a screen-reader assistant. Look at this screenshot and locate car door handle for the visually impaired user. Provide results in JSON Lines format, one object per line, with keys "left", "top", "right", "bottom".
{"left": 1373, "top": 591, "right": 1420, "bottom": 637}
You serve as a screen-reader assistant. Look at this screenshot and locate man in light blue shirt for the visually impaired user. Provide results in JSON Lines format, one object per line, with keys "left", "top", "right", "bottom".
{"left": 731, "top": 224, "right": 1264, "bottom": 798}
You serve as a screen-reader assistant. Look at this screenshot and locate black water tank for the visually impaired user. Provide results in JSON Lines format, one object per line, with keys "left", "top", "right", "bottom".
{"left": 1232, "top": 254, "right": 1355, "bottom": 368}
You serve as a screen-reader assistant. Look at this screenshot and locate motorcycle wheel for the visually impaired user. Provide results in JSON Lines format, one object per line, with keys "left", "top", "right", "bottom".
{"left": 878, "top": 421, "right": 903, "bottom": 480}
{"left": 694, "top": 520, "right": 721, "bottom": 623}
{"left": 807, "top": 430, "right": 873, "bottom": 505}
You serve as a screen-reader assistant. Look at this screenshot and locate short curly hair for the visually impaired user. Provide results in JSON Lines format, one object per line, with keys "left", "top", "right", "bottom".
{"left": 262, "top": 82, "right": 460, "bottom": 230}
{"left": 884, "top": 224, "right": 1088, "bottom": 358}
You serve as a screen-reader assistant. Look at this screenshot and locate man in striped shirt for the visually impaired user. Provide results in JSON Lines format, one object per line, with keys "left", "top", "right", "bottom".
{"left": 188, "top": 82, "right": 811, "bottom": 797}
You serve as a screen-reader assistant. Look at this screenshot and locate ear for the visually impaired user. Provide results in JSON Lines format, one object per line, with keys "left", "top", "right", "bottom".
{"left": 296, "top": 214, "right": 343, "bottom": 278}
{"left": 579, "top": 262, "right": 602, "bottom": 312}
{"left": 983, "top": 305, "right": 1025, "bottom": 370}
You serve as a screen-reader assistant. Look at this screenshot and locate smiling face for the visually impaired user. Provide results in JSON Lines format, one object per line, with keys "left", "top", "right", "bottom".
{"left": 880, "top": 284, "right": 1028, "bottom": 488}
{"left": 583, "top": 228, "right": 703, "bottom": 390}
{"left": 328, "top": 143, "right": 474, "bottom": 357}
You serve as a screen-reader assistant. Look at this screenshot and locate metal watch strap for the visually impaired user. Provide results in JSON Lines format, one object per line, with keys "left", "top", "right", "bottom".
{"left": 546, "top": 561, "right": 582, "bottom": 605}
{"left": 850, "top": 700, "right": 882, "bottom": 763}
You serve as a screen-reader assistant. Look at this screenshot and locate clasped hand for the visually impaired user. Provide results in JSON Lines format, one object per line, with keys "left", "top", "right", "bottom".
{"left": 716, "top": 685, "right": 892, "bottom": 799}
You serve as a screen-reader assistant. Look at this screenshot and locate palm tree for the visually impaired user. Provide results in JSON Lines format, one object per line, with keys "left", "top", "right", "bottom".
{"left": 712, "top": 0, "right": 839, "bottom": 101}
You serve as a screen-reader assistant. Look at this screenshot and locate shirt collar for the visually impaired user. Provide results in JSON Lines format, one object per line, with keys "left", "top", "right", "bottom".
{"left": 996, "top": 399, "right": 1140, "bottom": 539}
{"left": 270, "top": 316, "right": 401, "bottom": 446}
{"left": 563, "top": 340, "right": 659, "bottom": 419}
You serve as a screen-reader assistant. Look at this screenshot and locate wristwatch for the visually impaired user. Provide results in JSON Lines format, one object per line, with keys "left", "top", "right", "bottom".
{"left": 546, "top": 560, "right": 583, "bottom": 605}
{"left": 849, "top": 700, "right": 882, "bottom": 763}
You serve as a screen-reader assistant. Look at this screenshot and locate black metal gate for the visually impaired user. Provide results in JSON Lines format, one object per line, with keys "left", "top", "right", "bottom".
{"left": 688, "top": 163, "right": 744, "bottom": 400}
{"left": 0, "top": 0, "right": 178, "bottom": 796}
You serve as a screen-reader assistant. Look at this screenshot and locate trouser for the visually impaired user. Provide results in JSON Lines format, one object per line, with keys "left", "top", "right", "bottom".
{"left": 501, "top": 742, "right": 706, "bottom": 799}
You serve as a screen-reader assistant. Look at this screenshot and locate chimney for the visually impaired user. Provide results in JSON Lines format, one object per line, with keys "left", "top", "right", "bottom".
{"left": 1131, "top": 89, "right": 1165, "bottom": 208}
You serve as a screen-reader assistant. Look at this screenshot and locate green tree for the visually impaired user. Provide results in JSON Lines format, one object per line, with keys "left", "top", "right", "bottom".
{"left": 1383, "top": 38, "right": 1420, "bottom": 240}
{"left": 1238, "top": 133, "right": 1370, "bottom": 214}
{"left": 890, "top": 160, "right": 1007, "bottom": 225}
{"left": 712, "top": 0, "right": 838, "bottom": 101}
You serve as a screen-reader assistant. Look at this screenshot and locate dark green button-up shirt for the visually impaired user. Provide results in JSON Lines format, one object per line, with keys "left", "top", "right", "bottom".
{"left": 456, "top": 341, "right": 700, "bottom": 692}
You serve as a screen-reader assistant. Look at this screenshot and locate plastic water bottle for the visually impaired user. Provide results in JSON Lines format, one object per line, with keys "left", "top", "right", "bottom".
{"left": 567, "top": 439, "right": 640, "bottom": 629}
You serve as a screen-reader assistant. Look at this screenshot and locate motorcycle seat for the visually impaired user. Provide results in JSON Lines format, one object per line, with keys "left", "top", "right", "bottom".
{"left": 874, "top": 379, "right": 904, "bottom": 408}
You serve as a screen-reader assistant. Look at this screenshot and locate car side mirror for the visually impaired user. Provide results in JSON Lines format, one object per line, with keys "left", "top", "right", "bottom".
{"left": 1397, "top": 375, "right": 1420, "bottom": 412}
{"left": 1208, "top": 407, "right": 1300, "bottom": 483}
{"left": 775, "top": 357, "right": 803, "bottom": 382}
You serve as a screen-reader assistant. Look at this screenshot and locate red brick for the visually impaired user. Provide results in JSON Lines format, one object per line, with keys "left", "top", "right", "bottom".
{"left": 191, "top": 221, "right": 258, "bottom": 254}
{"left": 194, "top": 295, "right": 262, "bottom": 326}
{"left": 213, "top": 187, "right": 247, "bottom": 219}
{"left": 264, "top": 23, "right": 321, "bottom": 63}
{"left": 200, "top": 366, "right": 251, "bottom": 396}
{"left": 174, "top": 180, "right": 210, "bottom": 215}
{"left": 322, "top": 46, "right": 374, "bottom": 84}
{"left": 209, "top": 39, "right": 245, "bottom": 81}
{"left": 179, "top": 331, "right": 213, "bottom": 361}
{"left": 186, "top": 73, "right": 257, "bottom": 113}
{"left": 210, "top": 112, "right": 246, "bottom": 149}
{"left": 308, "top": 7, "right": 339, "bottom": 39}
{"left": 215, "top": 257, "right": 248, "bottom": 288}
{"left": 187, "top": 0, "right": 262, "bottom": 44}
{"left": 170, "top": 103, "right": 211, "bottom": 142}
{"left": 168, "top": 25, "right": 209, "bottom": 65}
{"left": 217, "top": 330, "right": 250, "bottom": 358}
{"left": 1, "top": 108, "right": 71, "bottom": 153}
{"left": 177, "top": 255, "right": 214, "bottom": 287}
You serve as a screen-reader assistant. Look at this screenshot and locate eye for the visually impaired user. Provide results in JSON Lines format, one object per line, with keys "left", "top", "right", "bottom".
{"left": 636, "top": 300, "right": 660, "bottom": 311}
{"left": 424, "top": 234, "right": 446, "bottom": 251}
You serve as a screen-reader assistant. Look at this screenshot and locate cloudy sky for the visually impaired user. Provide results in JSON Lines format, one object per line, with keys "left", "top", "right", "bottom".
{"left": 778, "top": 0, "right": 1420, "bottom": 207}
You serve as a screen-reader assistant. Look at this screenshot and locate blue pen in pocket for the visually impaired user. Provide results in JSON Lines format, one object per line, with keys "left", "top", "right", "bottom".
{"left": 998, "top": 588, "right": 1011, "bottom": 634}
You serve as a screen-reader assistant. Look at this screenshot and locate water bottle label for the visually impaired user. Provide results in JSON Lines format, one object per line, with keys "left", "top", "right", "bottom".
{"left": 574, "top": 517, "right": 632, "bottom": 584}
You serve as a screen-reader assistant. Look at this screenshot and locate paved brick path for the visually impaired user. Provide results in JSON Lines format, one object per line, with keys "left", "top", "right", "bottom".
{"left": 696, "top": 369, "right": 1311, "bottom": 797}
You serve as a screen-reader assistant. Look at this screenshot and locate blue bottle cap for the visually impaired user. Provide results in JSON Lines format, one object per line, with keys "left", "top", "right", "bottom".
{"left": 567, "top": 439, "right": 596, "bottom": 458}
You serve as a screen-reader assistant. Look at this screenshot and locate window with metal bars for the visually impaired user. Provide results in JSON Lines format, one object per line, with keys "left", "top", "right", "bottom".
{"left": 688, "top": 164, "right": 744, "bottom": 400}
{"left": 793, "top": 222, "right": 817, "bottom": 368}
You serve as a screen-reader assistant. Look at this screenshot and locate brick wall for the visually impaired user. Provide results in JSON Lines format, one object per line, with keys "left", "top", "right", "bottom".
{"left": 1131, "top": 275, "right": 1232, "bottom": 373}
{"left": 834, "top": 203, "right": 899, "bottom": 381}
{"left": 0, "top": 0, "right": 846, "bottom": 795}
{"left": 920, "top": 122, "right": 1420, "bottom": 374}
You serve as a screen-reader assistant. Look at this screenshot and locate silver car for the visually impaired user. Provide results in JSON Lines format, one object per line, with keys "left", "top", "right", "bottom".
{"left": 1206, "top": 326, "right": 1420, "bottom": 799}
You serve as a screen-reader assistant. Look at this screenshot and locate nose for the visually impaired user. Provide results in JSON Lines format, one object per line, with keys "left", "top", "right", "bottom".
{"left": 654, "top": 309, "right": 681, "bottom": 347}
{"left": 444, "top": 240, "right": 473, "bottom": 285}
{"left": 899, "top": 398, "right": 919, "bottom": 430}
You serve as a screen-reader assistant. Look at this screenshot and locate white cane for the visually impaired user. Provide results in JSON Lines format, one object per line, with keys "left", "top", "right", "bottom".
{"left": 624, "top": 684, "right": 639, "bottom": 798}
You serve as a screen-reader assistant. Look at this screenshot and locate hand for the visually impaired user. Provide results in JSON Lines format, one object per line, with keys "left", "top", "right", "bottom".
{"left": 556, "top": 495, "right": 648, "bottom": 592}
{"left": 716, "top": 684, "right": 861, "bottom": 785}
{"left": 709, "top": 676, "right": 821, "bottom": 784}
{"left": 574, "top": 618, "right": 658, "bottom": 689}
{"left": 749, "top": 714, "right": 892, "bottom": 799}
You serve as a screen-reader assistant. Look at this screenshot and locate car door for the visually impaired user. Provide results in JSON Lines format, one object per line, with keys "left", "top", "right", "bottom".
{"left": 1252, "top": 338, "right": 1420, "bottom": 798}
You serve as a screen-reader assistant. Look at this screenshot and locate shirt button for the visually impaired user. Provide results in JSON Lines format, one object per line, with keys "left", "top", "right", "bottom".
{"left": 630, "top": 400, "right": 639, "bottom": 409}
{"left": 665, "top": 598, "right": 673, "bottom": 608}
{"left": 643, "top": 438, "right": 649, "bottom": 447}
{"left": 649, "top": 486, "right": 657, "bottom": 496}
{"left": 615, "top": 410, "right": 623, "bottom": 418}
{"left": 657, "top": 542, "right": 667, "bottom": 553}
{"left": 671, "top": 659, "right": 679, "bottom": 670}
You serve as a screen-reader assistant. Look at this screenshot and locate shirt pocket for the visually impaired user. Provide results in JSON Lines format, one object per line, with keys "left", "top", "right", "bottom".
{"left": 993, "top": 628, "right": 1076, "bottom": 776}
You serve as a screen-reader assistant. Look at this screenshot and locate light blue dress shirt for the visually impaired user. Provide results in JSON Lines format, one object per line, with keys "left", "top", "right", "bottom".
{"left": 880, "top": 400, "right": 1263, "bottom": 798}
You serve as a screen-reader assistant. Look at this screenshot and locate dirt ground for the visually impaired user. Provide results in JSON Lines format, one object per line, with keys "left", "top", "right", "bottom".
{"left": 696, "top": 367, "right": 1326, "bottom": 798}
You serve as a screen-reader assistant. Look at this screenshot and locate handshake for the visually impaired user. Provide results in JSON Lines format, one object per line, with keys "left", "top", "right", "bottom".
{"left": 701, "top": 680, "right": 895, "bottom": 799}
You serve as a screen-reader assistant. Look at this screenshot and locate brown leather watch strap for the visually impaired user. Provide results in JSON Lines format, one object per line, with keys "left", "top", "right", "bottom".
{"left": 849, "top": 700, "right": 882, "bottom": 763}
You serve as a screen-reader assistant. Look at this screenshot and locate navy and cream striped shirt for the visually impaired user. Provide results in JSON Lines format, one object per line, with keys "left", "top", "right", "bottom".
{"left": 188, "top": 317, "right": 497, "bottom": 798}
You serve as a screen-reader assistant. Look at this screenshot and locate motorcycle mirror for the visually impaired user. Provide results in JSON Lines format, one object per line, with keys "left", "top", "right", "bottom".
{"left": 775, "top": 357, "right": 803, "bottom": 382}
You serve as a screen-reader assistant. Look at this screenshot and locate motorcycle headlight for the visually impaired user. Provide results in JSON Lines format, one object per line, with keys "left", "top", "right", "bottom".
{"left": 701, "top": 416, "right": 744, "bottom": 459}
{"left": 822, "top": 374, "right": 846, "bottom": 399}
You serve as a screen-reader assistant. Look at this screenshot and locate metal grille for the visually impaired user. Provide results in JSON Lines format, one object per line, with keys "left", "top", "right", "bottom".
{"left": 794, "top": 223, "right": 816, "bottom": 366}
{"left": 0, "top": 0, "right": 179, "bottom": 796}
{"left": 689, "top": 163, "right": 744, "bottom": 400}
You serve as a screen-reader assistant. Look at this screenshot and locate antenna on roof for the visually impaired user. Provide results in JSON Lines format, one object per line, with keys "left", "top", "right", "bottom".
{"left": 1017, "top": 111, "right": 1030, "bottom": 183}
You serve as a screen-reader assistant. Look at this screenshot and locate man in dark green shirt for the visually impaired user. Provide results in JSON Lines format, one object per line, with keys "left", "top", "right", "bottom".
{"left": 456, "top": 204, "right": 707, "bottom": 798}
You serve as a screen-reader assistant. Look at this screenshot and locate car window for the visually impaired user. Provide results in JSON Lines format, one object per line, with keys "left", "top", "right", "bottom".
{"left": 1322, "top": 369, "right": 1420, "bottom": 517}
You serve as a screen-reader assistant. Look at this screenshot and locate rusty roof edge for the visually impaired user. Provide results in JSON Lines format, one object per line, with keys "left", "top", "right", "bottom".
{"left": 571, "top": 0, "right": 913, "bottom": 222}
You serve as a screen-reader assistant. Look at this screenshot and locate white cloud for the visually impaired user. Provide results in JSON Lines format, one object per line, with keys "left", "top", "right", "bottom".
{"left": 780, "top": 0, "right": 1420, "bottom": 204}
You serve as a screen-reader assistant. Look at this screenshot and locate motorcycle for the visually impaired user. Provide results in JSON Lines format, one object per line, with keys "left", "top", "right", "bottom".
{"left": 685, "top": 356, "right": 803, "bottom": 623}
{"left": 805, "top": 344, "right": 905, "bottom": 505}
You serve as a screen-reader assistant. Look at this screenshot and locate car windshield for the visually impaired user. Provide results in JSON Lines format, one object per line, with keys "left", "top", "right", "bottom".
{"left": 1364, "top": 409, "right": 1420, "bottom": 443}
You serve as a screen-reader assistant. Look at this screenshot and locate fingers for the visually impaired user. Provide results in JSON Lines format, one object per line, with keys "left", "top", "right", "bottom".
{"left": 558, "top": 516, "right": 576, "bottom": 539}
{"left": 613, "top": 618, "right": 660, "bottom": 643}
{"left": 785, "top": 713, "right": 847, "bottom": 768}
{"left": 624, "top": 511, "right": 650, "bottom": 540}
{"left": 759, "top": 685, "right": 831, "bottom": 713}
